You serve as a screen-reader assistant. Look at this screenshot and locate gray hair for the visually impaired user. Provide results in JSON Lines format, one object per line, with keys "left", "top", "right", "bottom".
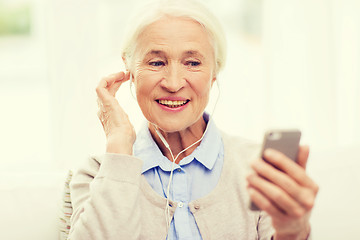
{"left": 121, "top": 0, "right": 227, "bottom": 75}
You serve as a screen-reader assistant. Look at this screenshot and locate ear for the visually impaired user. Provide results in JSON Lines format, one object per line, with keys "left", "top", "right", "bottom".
{"left": 122, "top": 56, "right": 129, "bottom": 71}
{"left": 122, "top": 56, "right": 135, "bottom": 83}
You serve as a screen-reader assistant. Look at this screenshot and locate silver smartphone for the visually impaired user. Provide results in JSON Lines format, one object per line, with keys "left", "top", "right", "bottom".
{"left": 249, "top": 129, "right": 302, "bottom": 211}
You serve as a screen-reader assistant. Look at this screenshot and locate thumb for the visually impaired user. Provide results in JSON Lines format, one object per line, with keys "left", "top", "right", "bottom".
{"left": 297, "top": 145, "right": 310, "bottom": 169}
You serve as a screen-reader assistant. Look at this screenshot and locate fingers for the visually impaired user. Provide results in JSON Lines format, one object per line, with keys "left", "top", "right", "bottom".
{"left": 249, "top": 160, "right": 316, "bottom": 212}
{"left": 96, "top": 71, "right": 130, "bottom": 100}
{"left": 248, "top": 187, "right": 287, "bottom": 219}
{"left": 95, "top": 71, "right": 131, "bottom": 132}
{"left": 297, "top": 145, "right": 310, "bottom": 169}
{"left": 108, "top": 71, "right": 131, "bottom": 96}
{"left": 94, "top": 72, "right": 136, "bottom": 155}
{"left": 248, "top": 146, "right": 317, "bottom": 237}
{"left": 248, "top": 148, "right": 319, "bottom": 218}
{"left": 263, "top": 148, "right": 317, "bottom": 190}
{"left": 247, "top": 173, "right": 304, "bottom": 218}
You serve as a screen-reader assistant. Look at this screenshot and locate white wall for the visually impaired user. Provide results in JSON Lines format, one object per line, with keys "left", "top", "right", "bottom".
{"left": 1, "top": 0, "right": 359, "bottom": 239}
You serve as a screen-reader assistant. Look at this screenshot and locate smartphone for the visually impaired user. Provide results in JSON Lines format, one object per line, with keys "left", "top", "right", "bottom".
{"left": 249, "top": 129, "right": 302, "bottom": 211}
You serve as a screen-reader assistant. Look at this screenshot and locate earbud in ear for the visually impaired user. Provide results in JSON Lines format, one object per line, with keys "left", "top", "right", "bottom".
{"left": 129, "top": 76, "right": 137, "bottom": 100}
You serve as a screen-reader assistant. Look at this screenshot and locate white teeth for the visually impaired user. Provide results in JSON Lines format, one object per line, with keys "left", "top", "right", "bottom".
{"left": 158, "top": 99, "right": 188, "bottom": 108}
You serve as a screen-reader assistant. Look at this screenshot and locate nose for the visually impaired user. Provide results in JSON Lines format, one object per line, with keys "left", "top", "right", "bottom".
{"left": 160, "top": 63, "right": 185, "bottom": 92}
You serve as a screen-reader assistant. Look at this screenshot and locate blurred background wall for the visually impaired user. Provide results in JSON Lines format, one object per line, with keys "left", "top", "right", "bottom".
{"left": 0, "top": 0, "right": 359, "bottom": 239}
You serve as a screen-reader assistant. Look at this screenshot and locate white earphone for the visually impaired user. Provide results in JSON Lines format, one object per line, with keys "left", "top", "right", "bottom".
{"left": 129, "top": 73, "right": 221, "bottom": 235}
{"left": 153, "top": 80, "right": 221, "bottom": 233}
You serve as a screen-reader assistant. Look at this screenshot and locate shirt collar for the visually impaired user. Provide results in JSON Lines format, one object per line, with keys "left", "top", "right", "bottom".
{"left": 133, "top": 122, "right": 169, "bottom": 173}
{"left": 133, "top": 113, "right": 222, "bottom": 173}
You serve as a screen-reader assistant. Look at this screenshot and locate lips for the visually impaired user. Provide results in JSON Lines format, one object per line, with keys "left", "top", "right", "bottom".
{"left": 156, "top": 99, "right": 189, "bottom": 108}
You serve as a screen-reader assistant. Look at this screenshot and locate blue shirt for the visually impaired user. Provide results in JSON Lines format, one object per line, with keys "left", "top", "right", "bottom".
{"left": 133, "top": 114, "right": 224, "bottom": 240}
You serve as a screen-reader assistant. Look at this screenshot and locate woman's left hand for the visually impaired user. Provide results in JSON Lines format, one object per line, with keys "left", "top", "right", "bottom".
{"left": 247, "top": 146, "right": 319, "bottom": 240}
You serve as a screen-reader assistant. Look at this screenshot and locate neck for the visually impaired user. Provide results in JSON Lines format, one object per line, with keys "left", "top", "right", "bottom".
{"left": 149, "top": 117, "right": 207, "bottom": 164}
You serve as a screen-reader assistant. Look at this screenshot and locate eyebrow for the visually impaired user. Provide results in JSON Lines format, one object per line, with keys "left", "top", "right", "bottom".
{"left": 143, "top": 49, "right": 205, "bottom": 59}
{"left": 144, "top": 50, "right": 166, "bottom": 58}
{"left": 183, "top": 50, "right": 205, "bottom": 59}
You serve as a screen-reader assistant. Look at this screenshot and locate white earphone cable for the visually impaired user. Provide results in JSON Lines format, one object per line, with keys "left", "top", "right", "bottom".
{"left": 153, "top": 80, "right": 221, "bottom": 234}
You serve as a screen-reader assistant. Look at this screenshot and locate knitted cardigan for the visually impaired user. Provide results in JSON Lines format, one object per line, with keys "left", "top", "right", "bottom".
{"left": 68, "top": 133, "right": 276, "bottom": 239}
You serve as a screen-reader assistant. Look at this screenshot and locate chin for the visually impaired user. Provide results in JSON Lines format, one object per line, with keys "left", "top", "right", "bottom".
{"left": 152, "top": 119, "right": 190, "bottom": 133}
{"left": 152, "top": 113, "right": 205, "bottom": 134}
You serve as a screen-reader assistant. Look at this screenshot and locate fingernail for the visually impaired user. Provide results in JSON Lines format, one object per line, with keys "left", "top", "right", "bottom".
{"left": 246, "top": 173, "right": 256, "bottom": 181}
{"left": 264, "top": 148, "right": 276, "bottom": 158}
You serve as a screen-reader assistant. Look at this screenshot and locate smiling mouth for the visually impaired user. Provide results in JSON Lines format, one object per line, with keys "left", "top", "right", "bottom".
{"left": 156, "top": 99, "right": 190, "bottom": 108}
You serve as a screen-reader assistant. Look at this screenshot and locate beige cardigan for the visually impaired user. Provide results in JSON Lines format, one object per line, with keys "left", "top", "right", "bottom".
{"left": 68, "top": 133, "right": 275, "bottom": 240}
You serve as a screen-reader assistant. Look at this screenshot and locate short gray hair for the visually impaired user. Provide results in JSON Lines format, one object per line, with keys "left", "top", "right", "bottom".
{"left": 121, "top": 0, "right": 227, "bottom": 75}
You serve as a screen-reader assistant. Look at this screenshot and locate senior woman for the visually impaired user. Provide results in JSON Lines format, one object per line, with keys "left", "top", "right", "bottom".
{"left": 68, "top": 0, "right": 318, "bottom": 239}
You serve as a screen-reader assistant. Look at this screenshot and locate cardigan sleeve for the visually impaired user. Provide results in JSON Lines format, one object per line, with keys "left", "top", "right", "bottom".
{"left": 68, "top": 153, "right": 143, "bottom": 240}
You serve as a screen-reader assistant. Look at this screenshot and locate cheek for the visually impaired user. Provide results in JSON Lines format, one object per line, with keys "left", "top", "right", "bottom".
{"left": 134, "top": 68, "right": 152, "bottom": 92}
{"left": 189, "top": 74, "right": 213, "bottom": 97}
{"left": 134, "top": 68, "right": 162, "bottom": 102}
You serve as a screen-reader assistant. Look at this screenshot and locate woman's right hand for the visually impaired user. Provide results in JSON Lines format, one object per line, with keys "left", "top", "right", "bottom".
{"left": 96, "top": 71, "right": 135, "bottom": 155}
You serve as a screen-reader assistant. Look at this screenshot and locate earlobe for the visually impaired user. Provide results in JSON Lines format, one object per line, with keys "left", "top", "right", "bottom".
{"left": 211, "top": 76, "right": 217, "bottom": 86}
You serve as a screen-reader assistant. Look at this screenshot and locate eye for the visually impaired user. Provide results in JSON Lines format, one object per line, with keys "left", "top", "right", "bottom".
{"left": 149, "top": 61, "right": 165, "bottom": 67}
{"left": 185, "top": 61, "right": 201, "bottom": 67}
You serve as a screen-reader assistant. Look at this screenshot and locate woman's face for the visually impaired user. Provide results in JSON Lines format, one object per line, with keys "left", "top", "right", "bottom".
{"left": 133, "top": 16, "right": 216, "bottom": 133}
